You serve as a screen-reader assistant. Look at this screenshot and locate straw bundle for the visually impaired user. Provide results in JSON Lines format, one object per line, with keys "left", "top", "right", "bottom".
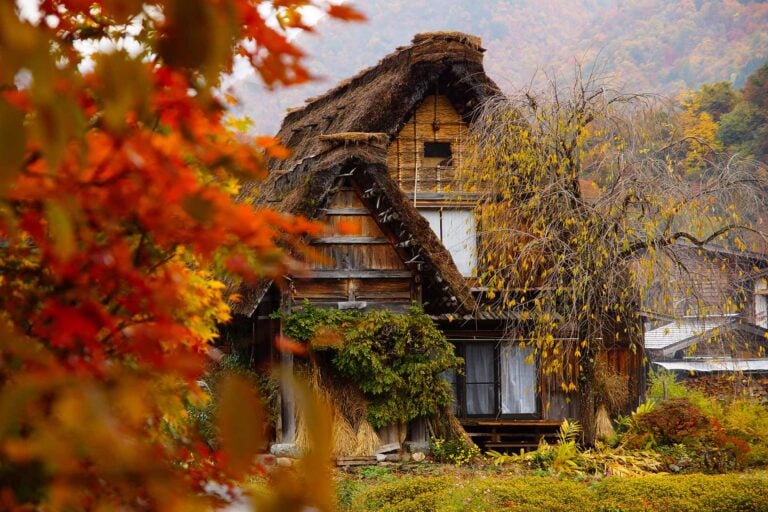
{"left": 295, "top": 364, "right": 380, "bottom": 457}
{"left": 594, "top": 359, "right": 629, "bottom": 414}
{"left": 595, "top": 405, "right": 615, "bottom": 441}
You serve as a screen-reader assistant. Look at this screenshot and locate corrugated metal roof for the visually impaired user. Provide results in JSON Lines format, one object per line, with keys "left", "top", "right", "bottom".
{"left": 644, "top": 317, "right": 735, "bottom": 350}
{"left": 654, "top": 359, "right": 768, "bottom": 373}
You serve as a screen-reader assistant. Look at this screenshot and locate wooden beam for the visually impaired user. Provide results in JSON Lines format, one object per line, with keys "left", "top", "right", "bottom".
{"left": 293, "top": 301, "right": 411, "bottom": 312}
{"left": 322, "top": 207, "right": 369, "bottom": 215}
{"left": 311, "top": 236, "right": 389, "bottom": 245}
{"left": 304, "top": 270, "right": 412, "bottom": 279}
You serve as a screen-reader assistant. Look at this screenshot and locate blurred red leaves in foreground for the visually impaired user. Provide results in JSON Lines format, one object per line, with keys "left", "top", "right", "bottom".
{"left": 0, "top": 1, "right": 362, "bottom": 509}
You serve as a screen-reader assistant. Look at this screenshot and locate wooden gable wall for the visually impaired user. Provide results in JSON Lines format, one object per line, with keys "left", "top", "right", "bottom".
{"left": 291, "top": 181, "right": 417, "bottom": 310}
{"left": 386, "top": 94, "right": 470, "bottom": 206}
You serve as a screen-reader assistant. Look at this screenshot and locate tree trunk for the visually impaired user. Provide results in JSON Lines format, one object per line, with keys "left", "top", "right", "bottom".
{"left": 579, "top": 381, "right": 597, "bottom": 446}
{"left": 578, "top": 356, "right": 598, "bottom": 446}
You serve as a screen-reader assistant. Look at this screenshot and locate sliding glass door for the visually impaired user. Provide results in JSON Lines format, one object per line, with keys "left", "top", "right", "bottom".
{"left": 500, "top": 343, "right": 537, "bottom": 415}
{"left": 465, "top": 343, "right": 495, "bottom": 415}
{"left": 455, "top": 340, "right": 538, "bottom": 418}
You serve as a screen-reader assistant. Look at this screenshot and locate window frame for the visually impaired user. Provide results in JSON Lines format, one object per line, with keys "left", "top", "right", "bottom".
{"left": 417, "top": 207, "right": 477, "bottom": 278}
{"left": 452, "top": 340, "right": 541, "bottom": 420}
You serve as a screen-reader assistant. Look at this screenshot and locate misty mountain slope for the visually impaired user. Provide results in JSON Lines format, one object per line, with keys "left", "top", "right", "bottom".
{"left": 229, "top": 0, "right": 768, "bottom": 134}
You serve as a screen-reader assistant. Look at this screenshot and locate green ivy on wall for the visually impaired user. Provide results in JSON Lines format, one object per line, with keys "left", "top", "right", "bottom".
{"left": 278, "top": 302, "right": 462, "bottom": 428}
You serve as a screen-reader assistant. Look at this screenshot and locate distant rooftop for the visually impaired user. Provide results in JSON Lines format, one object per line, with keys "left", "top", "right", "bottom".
{"left": 644, "top": 316, "right": 738, "bottom": 351}
{"left": 654, "top": 359, "right": 768, "bottom": 373}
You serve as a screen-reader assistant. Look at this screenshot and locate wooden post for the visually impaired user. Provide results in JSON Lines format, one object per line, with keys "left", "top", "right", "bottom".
{"left": 279, "top": 287, "right": 296, "bottom": 443}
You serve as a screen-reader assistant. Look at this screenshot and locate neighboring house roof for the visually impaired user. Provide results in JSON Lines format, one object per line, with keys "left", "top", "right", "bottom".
{"left": 699, "top": 244, "right": 768, "bottom": 264}
{"left": 654, "top": 359, "right": 768, "bottom": 373}
{"left": 644, "top": 316, "right": 768, "bottom": 357}
{"left": 645, "top": 317, "right": 737, "bottom": 351}
{"left": 673, "top": 243, "right": 768, "bottom": 266}
{"left": 228, "top": 32, "right": 501, "bottom": 318}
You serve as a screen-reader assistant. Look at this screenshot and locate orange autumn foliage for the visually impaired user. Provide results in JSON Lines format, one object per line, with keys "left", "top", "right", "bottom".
{"left": 0, "top": 1, "right": 363, "bottom": 510}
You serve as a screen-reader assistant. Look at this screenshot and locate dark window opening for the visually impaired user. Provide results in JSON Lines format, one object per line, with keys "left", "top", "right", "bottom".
{"left": 424, "top": 141, "right": 452, "bottom": 159}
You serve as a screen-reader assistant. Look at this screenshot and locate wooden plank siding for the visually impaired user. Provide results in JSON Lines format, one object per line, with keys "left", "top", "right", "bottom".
{"left": 292, "top": 184, "right": 416, "bottom": 308}
{"left": 386, "top": 94, "right": 474, "bottom": 207}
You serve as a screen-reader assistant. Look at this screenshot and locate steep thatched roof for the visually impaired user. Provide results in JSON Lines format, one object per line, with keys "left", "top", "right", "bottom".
{"left": 231, "top": 32, "right": 500, "bottom": 317}
{"left": 231, "top": 138, "right": 475, "bottom": 316}
{"left": 268, "top": 31, "right": 500, "bottom": 172}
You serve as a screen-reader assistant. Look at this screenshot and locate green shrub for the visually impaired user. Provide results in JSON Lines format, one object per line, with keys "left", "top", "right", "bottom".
{"left": 331, "top": 306, "right": 462, "bottom": 428}
{"left": 594, "top": 473, "right": 768, "bottom": 512}
{"left": 349, "top": 477, "right": 450, "bottom": 511}
{"left": 277, "top": 300, "right": 360, "bottom": 344}
{"left": 279, "top": 304, "right": 462, "bottom": 429}
{"left": 359, "top": 465, "right": 396, "bottom": 481}
{"left": 491, "top": 477, "right": 593, "bottom": 512}
{"left": 430, "top": 436, "right": 480, "bottom": 466}
{"left": 721, "top": 399, "right": 768, "bottom": 466}
{"left": 335, "top": 478, "right": 361, "bottom": 510}
{"left": 343, "top": 473, "right": 768, "bottom": 512}
{"left": 646, "top": 368, "right": 689, "bottom": 401}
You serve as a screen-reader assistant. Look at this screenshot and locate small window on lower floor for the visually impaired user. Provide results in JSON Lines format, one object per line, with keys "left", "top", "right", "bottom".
{"left": 453, "top": 340, "right": 539, "bottom": 418}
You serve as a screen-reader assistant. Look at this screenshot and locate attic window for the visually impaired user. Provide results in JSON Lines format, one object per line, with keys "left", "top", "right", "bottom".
{"left": 424, "top": 142, "right": 452, "bottom": 159}
{"left": 424, "top": 142, "right": 453, "bottom": 169}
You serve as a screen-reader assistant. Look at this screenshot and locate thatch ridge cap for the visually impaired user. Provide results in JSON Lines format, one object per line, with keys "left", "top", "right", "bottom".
{"left": 282, "top": 31, "right": 485, "bottom": 124}
{"left": 411, "top": 31, "right": 483, "bottom": 50}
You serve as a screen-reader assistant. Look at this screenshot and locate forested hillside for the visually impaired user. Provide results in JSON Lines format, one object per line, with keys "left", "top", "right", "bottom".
{"left": 682, "top": 63, "right": 768, "bottom": 166}
{"left": 229, "top": 0, "right": 768, "bottom": 134}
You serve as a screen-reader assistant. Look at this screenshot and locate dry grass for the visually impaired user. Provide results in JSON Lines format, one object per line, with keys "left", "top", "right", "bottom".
{"left": 318, "top": 132, "right": 388, "bottom": 145}
{"left": 296, "top": 365, "right": 380, "bottom": 457}
{"left": 594, "top": 359, "right": 630, "bottom": 414}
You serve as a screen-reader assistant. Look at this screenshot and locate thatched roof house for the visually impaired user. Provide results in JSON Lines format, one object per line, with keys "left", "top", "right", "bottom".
{"left": 231, "top": 31, "right": 500, "bottom": 317}
{"left": 225, "top": 32, "right": 643, "bottom": 455}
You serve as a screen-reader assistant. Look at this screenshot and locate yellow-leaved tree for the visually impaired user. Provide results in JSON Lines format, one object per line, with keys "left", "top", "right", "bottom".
{"left": 462, "top": 71, "right": 768, "bottom": 443}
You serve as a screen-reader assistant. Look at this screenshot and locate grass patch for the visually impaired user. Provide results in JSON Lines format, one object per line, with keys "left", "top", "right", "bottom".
{"left": 338, "top": 471, "right": 768, "bottom": 511}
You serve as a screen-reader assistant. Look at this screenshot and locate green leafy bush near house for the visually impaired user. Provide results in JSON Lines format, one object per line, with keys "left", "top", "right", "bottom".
{"left": 343, "top": 473, "right": 768, "bottom": 512}
{"left": 278, "top": 302, "right": 360, "bottom": 343}
{"left": 279, "top": 303, "right": 463, "bottom": 429}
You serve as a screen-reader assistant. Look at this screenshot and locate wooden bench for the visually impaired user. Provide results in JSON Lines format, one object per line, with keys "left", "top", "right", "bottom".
{"left": 460, "top": 419, "right": 562, "bottom": 450}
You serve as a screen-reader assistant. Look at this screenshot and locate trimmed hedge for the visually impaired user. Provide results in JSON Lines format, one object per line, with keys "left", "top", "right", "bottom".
{"left": 345, "top": 473, "right": 768, "bottom": 512}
